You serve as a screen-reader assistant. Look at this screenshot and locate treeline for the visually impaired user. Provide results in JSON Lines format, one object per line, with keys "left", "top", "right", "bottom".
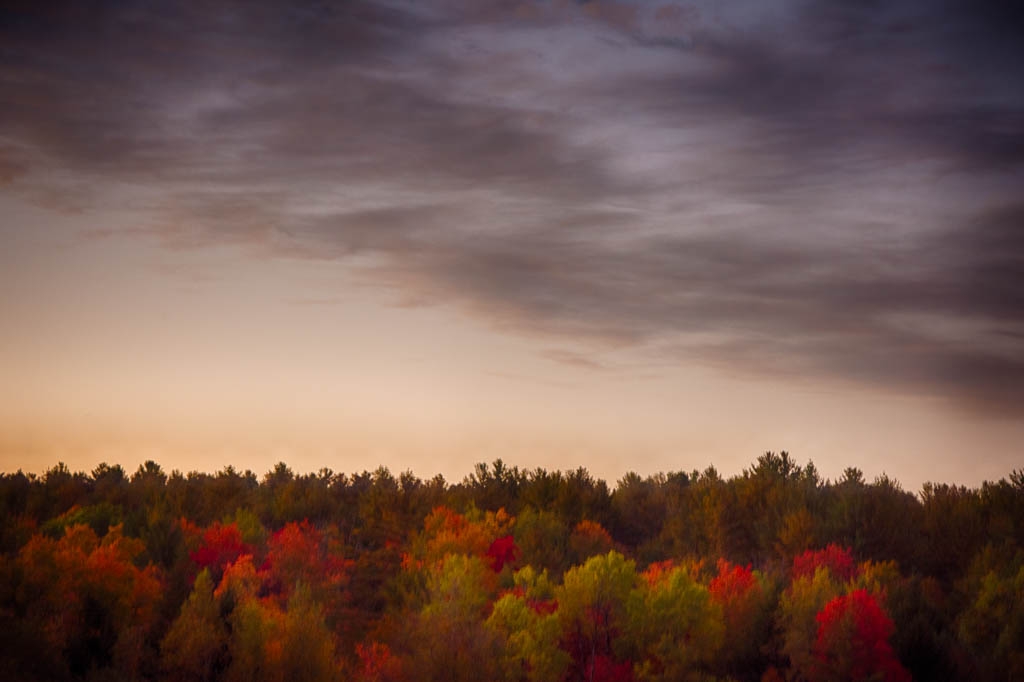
{"left": 0, "top": 452, "right": 1022, "bottom": 681}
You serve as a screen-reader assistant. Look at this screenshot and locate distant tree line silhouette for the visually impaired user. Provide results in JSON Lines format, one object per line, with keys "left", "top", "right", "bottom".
{"left": 1, "top": 452, "right": 1022, "bottom": 681}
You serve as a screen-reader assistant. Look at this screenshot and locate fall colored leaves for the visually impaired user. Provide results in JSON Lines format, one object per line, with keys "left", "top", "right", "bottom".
{"left": 2, "top": 457, "right": 1023, "bottom": 681}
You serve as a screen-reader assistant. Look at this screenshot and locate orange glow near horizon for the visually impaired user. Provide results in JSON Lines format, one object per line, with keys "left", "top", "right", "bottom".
{"left": 2, "top": 0, "right": 1022, "bottom": 492}
{"left": 2, "top": 193, "right": 1019, "bottom": 491}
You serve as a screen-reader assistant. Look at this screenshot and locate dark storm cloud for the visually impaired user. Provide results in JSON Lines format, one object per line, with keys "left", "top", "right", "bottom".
{"left": 943, "top": 202, "right": 1024, "bottom": 321}
{"left": 1, "top": 0, "right": 1022, "bottom": 413}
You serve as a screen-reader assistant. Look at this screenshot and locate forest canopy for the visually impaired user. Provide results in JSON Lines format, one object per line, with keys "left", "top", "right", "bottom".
{"left": 1, "top": 453, "right": 1023, "bottom": 681}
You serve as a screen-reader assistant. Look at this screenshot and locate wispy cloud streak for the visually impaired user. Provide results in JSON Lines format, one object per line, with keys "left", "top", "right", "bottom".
{"left": 2, "top": 0, "right": 1022, "bottom": 413}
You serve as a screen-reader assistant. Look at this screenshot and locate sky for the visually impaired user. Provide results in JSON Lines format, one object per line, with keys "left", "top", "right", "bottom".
{"left": 1, "top": 0, "right": 1022, "bottom": 492}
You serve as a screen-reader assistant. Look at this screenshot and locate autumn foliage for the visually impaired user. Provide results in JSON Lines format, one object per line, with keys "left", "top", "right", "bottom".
{"left": 1, "top": 455, "right": 1022, "bottom": 681}
{"left": 487, "top": 534, "right": 521, "bottom": 573}
{"left": 792, "top": 544, "right": 858, "bottom": 582}
{"left": 812, "top": 589, "right": 911, "bottom": 682}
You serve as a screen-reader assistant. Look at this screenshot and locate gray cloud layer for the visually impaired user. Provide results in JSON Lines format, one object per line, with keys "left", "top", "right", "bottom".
{"left": 2, "top": 0, "right": 1022, "bottom": 413}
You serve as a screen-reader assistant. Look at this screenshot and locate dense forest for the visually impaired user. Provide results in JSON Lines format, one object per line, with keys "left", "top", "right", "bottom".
{"left": 1, "top": 452, "right": 1022, "bottom": 682}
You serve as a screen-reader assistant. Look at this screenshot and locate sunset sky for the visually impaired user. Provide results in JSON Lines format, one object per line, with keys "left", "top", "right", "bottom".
{"left": 1, "top": 0, "right": 1022, "bottom": 491}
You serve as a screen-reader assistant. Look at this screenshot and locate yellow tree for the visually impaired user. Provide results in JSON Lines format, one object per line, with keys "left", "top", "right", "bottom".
{"left": 557, "top": 551, "right": 638, "bottom": 682}
{"left": 487, "top": 566, "right": 569, "bottom": 681}
{"left": 405, "top": 554, "right": 503, "bottom": 682}
{"left": 629, "top": 562, "right": 724, "bottom": 682}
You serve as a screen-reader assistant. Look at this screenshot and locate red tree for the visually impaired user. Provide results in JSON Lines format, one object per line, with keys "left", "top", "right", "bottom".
{"left": 189, "top": 521, "right": 249, "bottom": 579}
{"left": 793, "top": 544, "right": 857, "bottom": 582}
{"left": 710, "top": 559, "right": 765, "bottom": 642}
{"left": 710, "top": 559, "right": 757, "bottom": 604}
{"left": 592, "top": 654, "right": 634, "bottom": 682}
{"left": 356, "top": 641, "right": 402, "bottom": 681}
{"left": 485, "top": 534, "right": 520, "bottom": 572}
{"left": 811, "top": 589, "right": 910, "bottom": 682}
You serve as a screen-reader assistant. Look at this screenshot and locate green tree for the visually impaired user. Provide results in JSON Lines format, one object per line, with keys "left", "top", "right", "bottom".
{"left": 630, "top": 562, "right": 723, "bottom": 681}
{"left": 487, "top": 566, "right": 568, "bottom": 681}
{"left": 557, "top": 551, "right": 638, "bottom": 682}
{"left": 777, "top": 568, "right": 843, "bottom": 679}
{"left": 161, "top": 569, "right": 228, "bottom": 681}
{"left": 277, "top": 584, "right": 340, "bottom": 682}
{"left": 514, "top": 507, "right": 570, "bottom": 577}
{"left": 958, "top": 551, "right": 1024, "bottom": 681}
{"left": 404, "top": 554, "right": 503, "bottom": 682}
